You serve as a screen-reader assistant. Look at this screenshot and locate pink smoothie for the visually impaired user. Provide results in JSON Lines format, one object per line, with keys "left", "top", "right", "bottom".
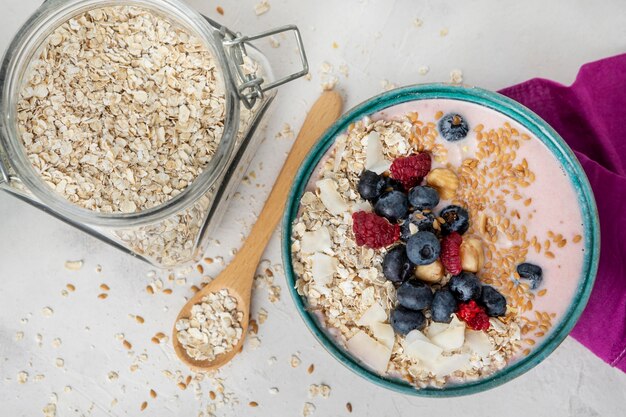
{"left": 299, "top": 97, "right": 586, "bottom": 382}
{"left": 374, "top": 99, "right": 585, "bottom": 340}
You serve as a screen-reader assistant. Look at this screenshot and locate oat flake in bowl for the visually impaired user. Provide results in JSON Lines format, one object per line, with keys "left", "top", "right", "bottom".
{"left": 17, "top": 5, "right": 226, "bottom": 213}
{"left": 283, "top": 84, "right": 599, "bottom": 396}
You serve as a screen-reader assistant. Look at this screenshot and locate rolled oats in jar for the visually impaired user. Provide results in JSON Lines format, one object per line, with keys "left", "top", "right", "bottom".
{"left": 0, "top": 0, "right": 308, "bottom": 267}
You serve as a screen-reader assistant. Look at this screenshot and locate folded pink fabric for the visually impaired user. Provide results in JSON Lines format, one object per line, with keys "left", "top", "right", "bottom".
{"left": 498, "top": 53, "right": 626, "bottom": 372}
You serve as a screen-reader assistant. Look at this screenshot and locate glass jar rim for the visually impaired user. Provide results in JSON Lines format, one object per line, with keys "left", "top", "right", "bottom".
{"left": 0, "top": 0, "right": 241, "bottom": 228}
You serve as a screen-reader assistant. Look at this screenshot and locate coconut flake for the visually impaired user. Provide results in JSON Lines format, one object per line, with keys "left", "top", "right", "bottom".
{"left": 371, "top": 322, "right": 395, "bottom": 350}
{"left": 365, "top": 132, "right": 391, "bottom": 174}
{"left": 356, "top": 303, "right": 387, "bottom": 327}
{"left": 311, "top": 252, "right": 337, "bottom": 286}
{"left": 301, "top": 227, "right": 332, "bottom": 254}
{"left": 465, "top": 329, "right": 493, "bottom": 358}
{"left": 316, "top": 178, "right": 349, "bottom": 215}
{"left": 346, "top": 330, "right": 391, "bottom": 374}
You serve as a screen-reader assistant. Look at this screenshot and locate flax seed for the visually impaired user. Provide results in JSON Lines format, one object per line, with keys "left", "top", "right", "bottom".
{"left": 162, "top": 288, "right": 173, "bottom": 294}
{"left": 249, "top": 319, "right": 259, "bottom": 334}
{"left": 135, "top": 316, "right": 145, "bottom": 324}
{"left": 346, "top": 403, "right": 353, "bottom": 413}
{"left": 177, "top": 382, "right": 187, "bottom": 390}
{"left": 151, "top": 337, "right": 160, "bottom": 344}
{"left": 140, "top": 401, "right": 147, "bottom": 411}
{"left": 150, "top": 389, "right": 157, "bottom": 399}
{"left": 209, "top": 391, "right": 216, "bottom": 400}
{"left": 123, "top": 340, "right": 132, "bottom": 350}
{"left": 146, "top": 285, "right": 154, "bottom": 295}
{"left": 66, "top": 284, "right": 76, "bottom": 292}
{"left": 573, "top": 234, "right": 582, "bottom": 243}
{"left": 100, "top": 284, "right": 110, "bottom": 291}
{"left": 307, "top": 364, "right": 315, "bottom": 374}
{"left": 98, "top": 293, "right": 108, "bottom": 299}
{"left": 545, "top": 251, "right": 555, "bottom": 259}
{"left": 435, "top": 111, "right": 444, "bottom": 119}
{"left": 249, "top": 401, "right": 259, "bottom": 407}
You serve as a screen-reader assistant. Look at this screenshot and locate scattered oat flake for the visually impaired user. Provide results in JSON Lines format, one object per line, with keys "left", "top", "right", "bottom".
{"left": 247, "top": 336, "right": 261, "bottom": 350}
{"left": 302, "top": 402, "right": 316, "bottom": 416}
{"left": 381, "top": 79, "right": 397, "bottom": 91}
{"left": 52, "top": 338, "right": 62, "bottom": 348}
{"left": 55, "top": 358, "right": 64, "bottom": 368}
{"left": 269, "top": 387, "right": 279, "bottom": 394}
{"left": 34, "top": 374, "right": 46, "bottom": 382}
{"left": 107, "top": 371, "right": 119, "bottom": 382}
{"left": 42, "top": 402, "right": 56, "bottom": 417}
{"left": 17, "top": 371, "right": 28, "bottom": 384}
{"left": 64, "top": 386, "right": 72, "bottom": 393}
{"left": 414, "top": 18, "right": 423, "bottom": 27}
{"left": 418, "top": 65, "right": 430, "bottom": 75}
{"left": 275, "top": 123, "right": 295, "bottom": 141}
{"left": 290, "top": 354, "right": 301, "bottom": 368}
{"left": 15, "top": 331, "right": 24, "bottom": 341}
{"left": 440, "top": 28, "right": 449, "bottom": 36}
{"left": 254, "top": 0, "right": 270, "bottom": 15}
{"left": 42, "top": 307, "right": 54, "bottom": 317}
{"left": 450, "top": 69, "right": 463, "bottom": 84}
{"left": 64, "top": 260, "right": 83, "bottom": 271}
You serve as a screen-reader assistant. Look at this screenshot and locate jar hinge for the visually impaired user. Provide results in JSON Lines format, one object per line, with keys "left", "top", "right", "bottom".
{"left": 220, "top": 25, "right": 309, "bottom": 109}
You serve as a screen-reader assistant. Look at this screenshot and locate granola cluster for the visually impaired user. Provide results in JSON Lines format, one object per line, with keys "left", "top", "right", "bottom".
{"left": 292, "top": 114, "right": 525, "bottom": 388}
{"left": 17, "top": 6, "right": 226, "bottom": 213}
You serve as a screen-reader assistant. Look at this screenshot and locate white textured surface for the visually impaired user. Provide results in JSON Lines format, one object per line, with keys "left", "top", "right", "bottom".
{"left": 1, "top": 1, "right": 625, "bottom": 416}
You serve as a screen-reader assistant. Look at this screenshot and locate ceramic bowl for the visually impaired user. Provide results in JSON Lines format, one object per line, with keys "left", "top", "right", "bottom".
{"left": 281, "top": 84, "right": 599, "bottom": 397}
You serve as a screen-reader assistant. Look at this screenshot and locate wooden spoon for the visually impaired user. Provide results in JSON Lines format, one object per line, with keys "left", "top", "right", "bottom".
{"left": 173, "top": 91, "right": 343, "bottom": 371}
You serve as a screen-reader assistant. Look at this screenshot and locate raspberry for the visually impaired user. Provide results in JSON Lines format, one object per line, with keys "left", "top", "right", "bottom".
{"left": 352, "top": 211, "right": 400, "bottom": 248}
{"left": 440, "top": 232, "right": 463, "bottom": 275}
{"left": 390, "top": 153, "right": 431, "bottom": 190}
{"left": 457, "top": 300, "right": 490, "bottom": 331}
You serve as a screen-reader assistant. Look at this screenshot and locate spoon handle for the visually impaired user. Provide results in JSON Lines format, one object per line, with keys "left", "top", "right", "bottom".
{"left": 236, "top": 91, "right": 343, "bottom": 270}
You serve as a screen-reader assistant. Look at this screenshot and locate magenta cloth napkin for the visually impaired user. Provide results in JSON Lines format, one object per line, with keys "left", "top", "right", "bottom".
{"left": 498, "top": 53, "right": 626, "bottom": 372}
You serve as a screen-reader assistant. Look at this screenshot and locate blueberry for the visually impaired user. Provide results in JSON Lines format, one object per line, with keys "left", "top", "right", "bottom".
{"left": 438, "top": 113, "right": 469, "bottom": 142}
{"left": 374, "top": 191, "right": 409, "bottom": 222}
{"left": 390, "top": 306, "right": 426, "bottom": 335}
{"left": 517, "top": 263, "right": 543, "bottom": 289}
{"left": 406, "top": 231, "right": 440, "bottom": 265}
{"left": 439, "top": 205, "right": 470, "bottom": 235}
{"left": 400, "top": 211, "right": 437, "bottom": 241}
{"left": 431, "top": 288, "right": 458, "bottom": 323}
{"left": 408, "top": 186, "right": 440, "bottom": 210}
{"left": 397, "top": 279, "right": 433, "bottom": 311}
{"left": 382, "top": 176, "right": 405, "bottom": 193}
{"left": 449, "top": 272, "right": 482, "bottom": 302}
{"left": 480, "top": 286, "right": 507, "bottom": 317}
{"left": 382, "top": 245, "right": 415, "bottom": 285}
{"left": 357, "top": 170, "right": 387, "bottom": 201}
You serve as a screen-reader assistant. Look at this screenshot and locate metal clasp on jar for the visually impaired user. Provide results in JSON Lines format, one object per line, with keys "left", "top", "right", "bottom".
{"left": 218, "top": 24, "right": 309, "bottom": 109}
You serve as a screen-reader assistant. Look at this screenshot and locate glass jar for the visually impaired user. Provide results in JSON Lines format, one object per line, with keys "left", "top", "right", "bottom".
{"left": 0, "top": 0, "right": 308, "bottom": 268}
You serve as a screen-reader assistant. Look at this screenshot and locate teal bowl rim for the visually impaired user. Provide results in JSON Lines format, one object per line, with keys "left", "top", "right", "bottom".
{"left": 281, "top": 83, "right": 600, "bottom": 397}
